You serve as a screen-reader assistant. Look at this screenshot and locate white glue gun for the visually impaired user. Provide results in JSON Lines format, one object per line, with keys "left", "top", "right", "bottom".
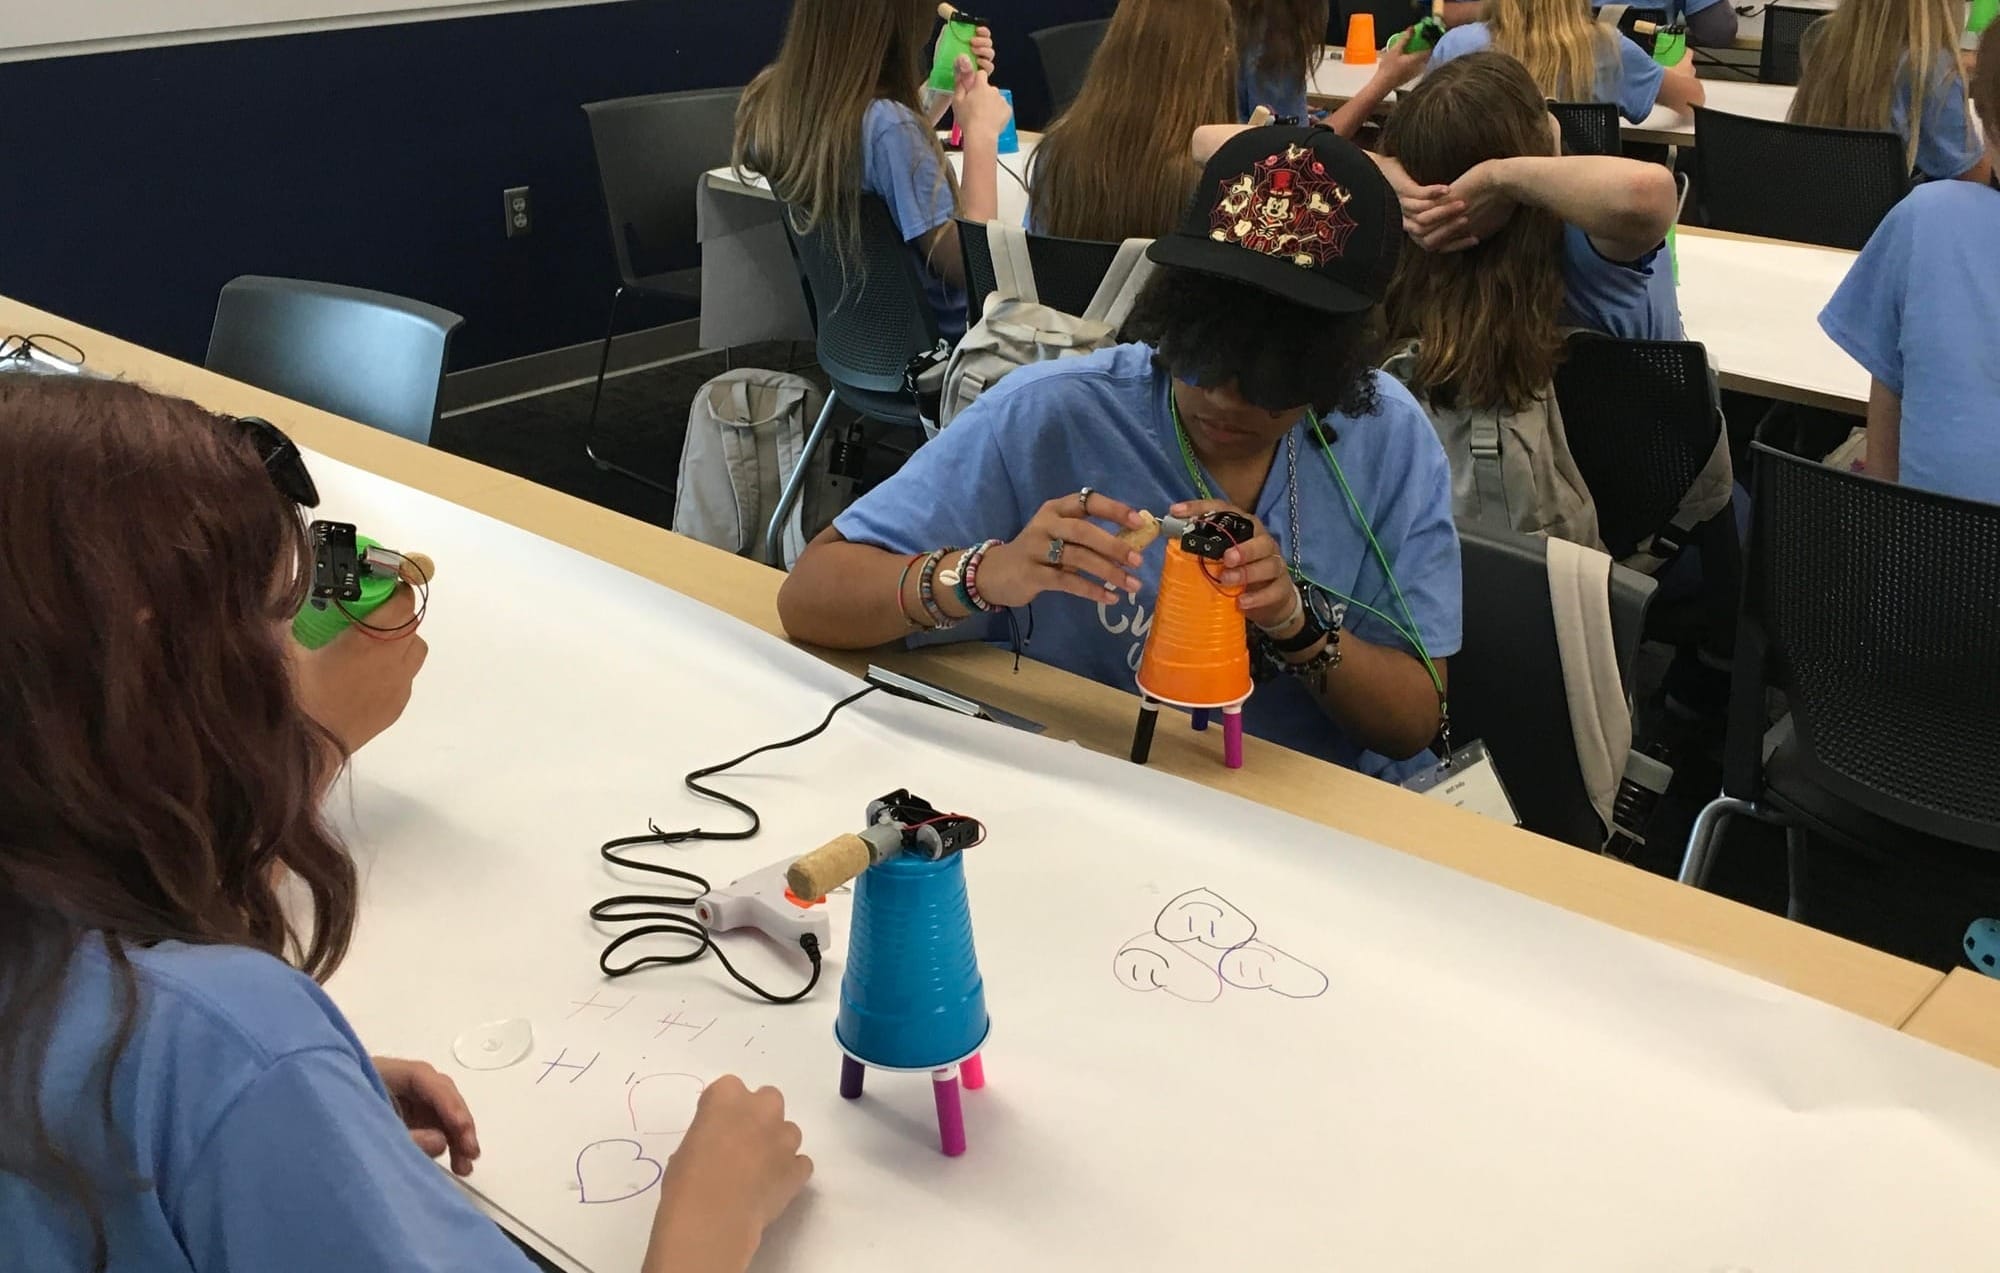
{"left": 693, "top": 857, "right": 832, "bottom": 951}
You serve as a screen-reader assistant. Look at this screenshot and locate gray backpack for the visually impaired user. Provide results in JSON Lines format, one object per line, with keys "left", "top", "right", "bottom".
{"left": 671, "top": 369, "right": 848, "bottom": 569}
{"left": 937, "top": 222, "right": 1157, "bottom": 430}
{"left": 1382, "top": 340, "right": 1606, "bottom": 551}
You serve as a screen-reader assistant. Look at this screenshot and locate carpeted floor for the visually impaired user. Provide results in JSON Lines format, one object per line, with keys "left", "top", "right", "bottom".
{"left": 434, "top": 357, "right": 1995, "bottom": 973}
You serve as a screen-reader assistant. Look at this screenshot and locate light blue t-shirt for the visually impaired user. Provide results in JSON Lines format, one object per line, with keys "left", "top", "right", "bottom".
{"left": 1591, "top": 0, "right": 1725, "bottom": 16}
{"left": 1559, "top": 224, "right": 1685, "bottom": 340}
{"left": 833, "top": 344, "right": 1463, "bottom": 781}
{"left": 1819, "top": 180, "right": 2000, "bottom": 505}
{"left": 1238, "top": 45, "right": 1310, "bottom": 123}
{"left": 861, "top": 99, "right": 968, "bottom": 342}
{"left": 1, "top": 939, "right": 534, "bottom": 1273}
{"left": 1432, "top": 22, "right": 1665, "bottom": 122}
{"left": 1890, "top": 58, "right": 1983, "bottom": 182}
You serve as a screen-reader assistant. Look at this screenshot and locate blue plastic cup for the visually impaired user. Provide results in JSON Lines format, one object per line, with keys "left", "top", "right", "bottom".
{"left": 997, "top": 89, "right": 1019, "bottom": 155}
{"left": 836, "top": 853, "right": 989, "bottom": 1070}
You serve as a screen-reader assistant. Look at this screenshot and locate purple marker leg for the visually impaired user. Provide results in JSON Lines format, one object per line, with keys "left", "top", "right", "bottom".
{"left": 933, "top": 1067, "right": 967, "bottom": 1156}
{"left": 1191, "top": 708, "right": 1210, "bottom": 732}
{"left": 840, "top": 1055, "right": 866, "bottom": 1100}
{"left": 1223, "top": 706, "right": 1244, "bottom": 769}
{"left": 961, "top": 1053, "right": 986, "bottom": 1090}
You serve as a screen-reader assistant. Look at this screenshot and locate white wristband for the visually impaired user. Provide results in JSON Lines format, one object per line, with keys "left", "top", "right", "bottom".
{"left": 1255, "top": 584, "right": 1305, "bottom": 636}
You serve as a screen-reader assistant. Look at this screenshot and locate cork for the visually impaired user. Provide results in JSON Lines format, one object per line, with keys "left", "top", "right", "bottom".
{"left": 788, "top": 833, "right": 876, "bottom": 900}
{"left": 401, "top": 551, "right": 437, "bottom": 584}
{"left": 1117, "top": 511, "right": 1162, "bottom": 552}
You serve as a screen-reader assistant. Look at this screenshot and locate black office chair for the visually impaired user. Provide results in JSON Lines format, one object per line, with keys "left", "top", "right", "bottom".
{"left": 767, "top": 194, "right": 941, "bottom": 566}
{"left": 955, "top": 219, "right": 1126, "bottom": 323}
{"left": 1549, "top": 101, "right": 1621, "bottom": 157}
{"left": 1453, "top": 522, "right": 1657, "bottom": 850}
{"left": 205, "top": 275, "right": 462, "bottom": 445}
{"left": 1031, "top": 19, "right": 1110, "bottom": 117}
{"left": 1693, "top": 108, "right": 1909, "bottom": 250}
{"left": 1758, "top": 4, "right": 1821, "bottom": 86}
{"left": 581, "top": 86, "right": 744, "bottom": 489}
{"left": 1681, "top": 445, "right": 2000, "bottom": 921}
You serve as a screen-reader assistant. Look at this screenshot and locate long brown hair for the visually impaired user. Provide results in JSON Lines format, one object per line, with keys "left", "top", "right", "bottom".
{"left": 1232, "top": 0, "right": 1329, "bottom": 84}
{"left": 1486, "top": 0, "right": 1617, "bottom": 102}
{"left": 1789, "top": 0, "right": 1969, "bottom": 174}
{"left": 1382, "top": 52, "right": 1568, "bottom": 413}
{"left": 1029, "top": 0, "right": 1239, "bottom": 241}
{"left": 734, "top": 0, "right": 950, "bottom": 267}
{"left": 0, "top": 375, "right": 355, "bottom": 1268}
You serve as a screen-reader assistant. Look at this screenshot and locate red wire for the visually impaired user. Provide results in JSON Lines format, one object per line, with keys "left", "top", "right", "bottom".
{"left": 335, "top": 574, "right": 429, "bottom": 641}
{"left": 902, "top": 813, "right": 988, "bottom": 850}
{"left": 1193, "top": 518, "right": 1249, "bottom": 599}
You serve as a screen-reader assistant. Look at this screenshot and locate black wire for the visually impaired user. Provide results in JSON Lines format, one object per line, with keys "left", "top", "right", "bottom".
{"left": 589, "top": 686, "right": 878, "bottom": 999}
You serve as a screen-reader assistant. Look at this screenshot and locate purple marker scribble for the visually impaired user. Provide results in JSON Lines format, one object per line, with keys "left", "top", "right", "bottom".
{"left": 536, "top": 1047, "right": 601, "bottom": 1085}
{"left": 574, "top": 1139, "right": 663, "bottom": 1204}
{"left": 565, "top": 992, "right": 633, "bottom": 1021}
{"left": 1112, "top": 888, "right": 1327, "bottom": 1001}
{"left": 652, "top": 1009, "right": 716, "bottom": 1042}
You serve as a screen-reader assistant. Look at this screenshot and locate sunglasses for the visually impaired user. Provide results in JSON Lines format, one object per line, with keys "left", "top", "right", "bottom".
{"left": 235, "top": 415, "right": 320, "bottom": 509}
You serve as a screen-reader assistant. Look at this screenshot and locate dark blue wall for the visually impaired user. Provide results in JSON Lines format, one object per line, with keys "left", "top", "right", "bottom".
{"left": 0, "top": 0, "right": 1113, "bottom": 369}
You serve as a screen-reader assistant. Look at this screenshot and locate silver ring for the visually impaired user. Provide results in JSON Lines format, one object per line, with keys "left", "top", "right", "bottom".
{"left": 1046, "top": 536, "right": 1066, "bottom": 566}
{"left": 1078, "top": 486, "right": 1095, "bottom": 516}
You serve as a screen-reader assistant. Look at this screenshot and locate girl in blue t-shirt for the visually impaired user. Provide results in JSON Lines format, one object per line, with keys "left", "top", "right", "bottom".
{"left": 1789, "top": 0, "right": 1989, "bottom": 185}
{"left": 734, "top": 0, "right": 1013, "bottom": 342}
{"left": 1232, "top": 0, "right": 1329, "bottom": 121}
{"left": 1430, "top": 0, "right": 1705, "bottom": 122}
{"left": 1818, "top": 23, "right": 2000, "bottom": 503}
{"left": 0, "top": 375, "right": 812, "bottom": 1273}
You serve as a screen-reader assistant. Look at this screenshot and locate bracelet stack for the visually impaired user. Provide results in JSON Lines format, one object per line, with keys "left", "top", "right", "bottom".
{"left": 954, "top": 539, "right": 1002, "bottom": 613}
{"left": 916, "top": 548, "right": 959, "bottom": 630}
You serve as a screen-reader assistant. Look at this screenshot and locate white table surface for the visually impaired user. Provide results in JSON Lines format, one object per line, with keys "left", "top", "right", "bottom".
{"left": 1676, "top": 227, "right": 1866, "bottom": 412}
{"left": 704, "top": 135, "right": 1037, "bottom": 229}
{"left": 1309, "top": 50, "right": 1797, "bottom": 144}
{"left": 314, "top": 448, "right": 2000, "bottom": 1273}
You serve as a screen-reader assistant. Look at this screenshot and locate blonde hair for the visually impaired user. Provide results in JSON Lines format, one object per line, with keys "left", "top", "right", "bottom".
{"left": 1789, "top": 0, "right": 1970, "bottom": 174}
{"left": 1382, "top": 54, "right": 1568, "bottom": 414}
{"left": 1485, "top": 0, "right": 1617, "bottom": 103}
{"left": 733, "top": 0, "right": 949, "bottom": 267}
{"left": 1029, "top": 0, "right": 1238, "bottom": 240}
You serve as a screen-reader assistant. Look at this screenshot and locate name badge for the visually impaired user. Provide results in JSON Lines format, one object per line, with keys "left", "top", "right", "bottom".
{"left": 1401, "top": 739, "right": 1519, "bottom": 827}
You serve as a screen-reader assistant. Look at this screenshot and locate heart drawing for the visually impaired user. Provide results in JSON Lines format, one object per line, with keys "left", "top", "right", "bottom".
{"left": 628, "top": 1072, "right": 707, "bottom": 1137}
{"left": 575, "top": 1138, "right": 664, "bottom": 1204}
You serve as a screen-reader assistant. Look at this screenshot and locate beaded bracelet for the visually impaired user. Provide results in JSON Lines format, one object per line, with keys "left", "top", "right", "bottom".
{"left": 958, "top": 538, "right": 1002, "bottom": 613}
{"left": 893, "top": 552, "right": 927, "bottom": 630}
{"left": 917, "top": 548, "right": 959, "bottom": 629}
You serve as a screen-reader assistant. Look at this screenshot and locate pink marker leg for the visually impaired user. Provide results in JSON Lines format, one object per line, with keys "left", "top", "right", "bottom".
{"left": 1223, "top": 705, "right": 1244, "bottom": 769}
{"left": 840, "top": 1055, "right": 866, "bottom": 1100}
{"left": 933, "top": 1067, "right": 967, "bottom": 1156}
{"left": 960, "top": 1053, "right": 986, "bottom": 1090}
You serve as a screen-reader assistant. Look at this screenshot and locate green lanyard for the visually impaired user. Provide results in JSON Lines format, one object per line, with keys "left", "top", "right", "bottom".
{"left": 1168, "top": 392, "right": 1448, "bottom": 709}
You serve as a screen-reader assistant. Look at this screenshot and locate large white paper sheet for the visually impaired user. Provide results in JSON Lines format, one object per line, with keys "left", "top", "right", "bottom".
{"left": 310, "top": 454, "right": 2000, "bottom": 1273}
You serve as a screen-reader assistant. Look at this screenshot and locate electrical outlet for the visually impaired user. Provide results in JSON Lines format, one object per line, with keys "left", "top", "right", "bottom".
{"left": 503, "top": 186, "right": 532, "bottom": 238}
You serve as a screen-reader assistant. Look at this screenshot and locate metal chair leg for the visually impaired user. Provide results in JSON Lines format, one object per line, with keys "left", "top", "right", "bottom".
{"left": 583, "top": 287, "right": 677, "bottom": 496}
{"left": 764, "top": 392, "right": 840, "bottom": 568}
{"left": 1680, "top": 795, "right": 1759, "bottom": 888}
{"left": 1784, "top": 824, "right": 1809, "bottom": 922}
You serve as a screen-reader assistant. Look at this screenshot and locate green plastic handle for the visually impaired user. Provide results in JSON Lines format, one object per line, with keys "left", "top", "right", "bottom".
{"left": 1971, "top": 0, "right": 1998, "bottom": 35}
{"left": 1652, "top": 30, "right": 1688, "bottom": 68}
{"left": 1402, "top": 16, "right": 1445, "bottom": 54}
{"left": 292, "top": 534, "right": 399, "bottom": 650}
{"left": 928, "top": 18, "right": 979, "bottom": 92}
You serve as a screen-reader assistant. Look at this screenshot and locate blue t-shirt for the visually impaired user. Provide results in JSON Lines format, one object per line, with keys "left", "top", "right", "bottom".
{"left": 1, "top": 939, "right": 534, "bottom": 1273}
{"left": 1238, "top": 44, "right": 1310, "bottom": 123}
{"left": 1432, "top": 22, "right": 1665, "bottom": 122}
{"left": 1890, "top": 58, "right": 1983, "bottom": 182}
{"left": 1559, "top": 224, "right": 1685, "bottom": 340}
{"left": 1819, "top": 180, "right": 2000, "bottom": 505}
{"left": 861, "top": 99, "right": 968, "bottom": 341}
{"left": 1591, "top": 0, "right": 1724, "bottom": 15}
{"left": 833, "top": 345, "right": 1463, "bottom": 781}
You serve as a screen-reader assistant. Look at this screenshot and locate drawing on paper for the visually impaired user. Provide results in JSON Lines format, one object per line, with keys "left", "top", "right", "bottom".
{"left": 1112, "top": 887, "right": 1328, "bottom": 1002}
{"left": 627, "top": 1072, "right": 706, "bottom": 1136}
{"left": 574, "top": 1138, "right": 664, "bottom": 1204}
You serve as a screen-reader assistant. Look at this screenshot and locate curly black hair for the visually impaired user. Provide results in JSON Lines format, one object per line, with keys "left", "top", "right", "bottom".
{"left": 1120, "top": 264, "right": 1383, "bottom": 419}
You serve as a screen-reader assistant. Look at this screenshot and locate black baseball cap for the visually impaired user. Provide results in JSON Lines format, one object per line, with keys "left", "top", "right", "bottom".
{"left": 1147, "top": 126, "right": 1401, "bottom": 316}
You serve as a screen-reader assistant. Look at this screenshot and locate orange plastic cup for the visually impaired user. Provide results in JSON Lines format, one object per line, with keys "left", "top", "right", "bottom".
{"left": 1135, "top": 540, "right": 1253, "bottom": 710}
{"left": 1344, "top": 12, "right": 1378, "bottom": 63}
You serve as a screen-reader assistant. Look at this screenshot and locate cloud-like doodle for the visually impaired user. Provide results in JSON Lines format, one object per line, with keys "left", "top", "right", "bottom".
{"left": 1115, "top": 888, "right": 1326, "bottom": 1002}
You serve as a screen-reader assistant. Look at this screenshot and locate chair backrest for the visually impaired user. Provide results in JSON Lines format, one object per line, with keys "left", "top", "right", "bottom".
{"left": 1758, "top": 4, "right": 1820, "bottom": 85}
{"left": 955, "top": 219, "right": 1127, "bottom": 321}
{"left": 583, "top": 87, "right": 744, "bottom": 290}
{"left": 1549, "top": 100, "right": 1621, "bottom": 156}
{"left": 204, "top": 276, "right": 462, "bottom": 445}
{"left": 1031, "top": 19, "right": 1110, "bottom": 117}
{"left": 1693, "top": 107, "right": 1909, "bottom": 249}
{"left": 1738, "top": 444, "right": 2000, "bottom": 849}
{"left": 779, "top": 194, "right": 940, "bottom": 397}
{"left": 1551, "top": 335, "right": 1722, "bottom": 560}
{"left": 1452, "top": 522, "right": 1656, "bottom": 850}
